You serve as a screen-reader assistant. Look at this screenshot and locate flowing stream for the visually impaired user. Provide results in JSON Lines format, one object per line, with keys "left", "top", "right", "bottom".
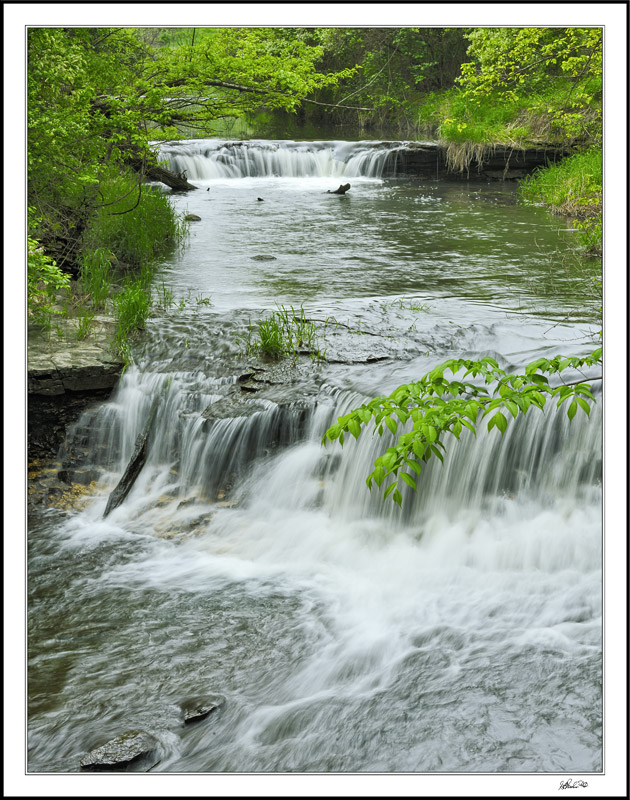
{"left": 28, "top": 139, "right": 602, "bottom": 773}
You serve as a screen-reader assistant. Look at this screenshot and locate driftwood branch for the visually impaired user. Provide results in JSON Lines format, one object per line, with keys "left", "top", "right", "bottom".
{"left": 326, "top": 183, "right": 351, "bottom": 195}
{"left": 103, "top": 381, "right": 170, "bottom": 517}
{"left": 127, "top": 154, "right": 197, "bottom": 191}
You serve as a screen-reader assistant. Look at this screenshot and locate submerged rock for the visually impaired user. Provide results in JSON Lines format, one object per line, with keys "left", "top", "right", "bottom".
{"left": 181, "top": 695, "right": 226, "bottom": 725}
{"left": 184, "top": 213, "right": 201, "bottom": 221}
{"left": 79, "top": 730, "right": 159, "bottom": 771}
{"left": 251, "top": 254, "right": 276, "bottom": 261}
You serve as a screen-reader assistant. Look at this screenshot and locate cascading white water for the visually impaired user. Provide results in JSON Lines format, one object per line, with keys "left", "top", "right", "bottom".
{"left": 45, "top": 362, "right": 600, "bottom": 774}
{"left": 28, "top": 148, "right": 602, "bottom": 774}
{"left": 158, "top": 139, "right": 410, "bottom": 180}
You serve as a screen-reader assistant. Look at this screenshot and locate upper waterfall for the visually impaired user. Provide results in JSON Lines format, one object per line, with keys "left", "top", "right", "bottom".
{"left": 157, "top": 139, "right": 415, "bottom": 180}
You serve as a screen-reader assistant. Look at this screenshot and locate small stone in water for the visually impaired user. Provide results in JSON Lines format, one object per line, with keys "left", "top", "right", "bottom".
{"left": 181, "top": 695, "right": 225, "bottom": 725}
{"left": 251, "top": 254, "right": 276, "bottom": 261}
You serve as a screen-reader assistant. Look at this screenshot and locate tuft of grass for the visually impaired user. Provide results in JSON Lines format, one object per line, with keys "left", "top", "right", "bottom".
{"left": 74, "top": 308, "right": 96, "bottom": 340}
{"left": 112, "top": 278, "right": 153, "bottom": 361}
{"left": 519, "top": 148, "right": 602, "bottom": 215}
{"left": 78, "top": 248, "right": 113, "bottom": 310}
{"left": 154, "top": 280, "right": 176, "bottom": 309}
{"left": 241, "top": 304, "right": 326, "bottom": 362}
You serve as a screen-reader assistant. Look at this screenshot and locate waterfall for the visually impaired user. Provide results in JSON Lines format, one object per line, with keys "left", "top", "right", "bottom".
{"left": 64, "top": 365, "right": 602, "bottom": 562}
{"left": 157, "top": 139, "right": 411, "bottom": 180}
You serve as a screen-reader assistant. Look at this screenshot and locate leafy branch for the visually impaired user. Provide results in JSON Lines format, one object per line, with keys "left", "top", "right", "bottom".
{"left": 322, "top": 347, "right": 602, "bottom": 506}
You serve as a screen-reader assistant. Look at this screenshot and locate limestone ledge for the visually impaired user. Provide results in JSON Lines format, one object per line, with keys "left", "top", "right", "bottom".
{"left": 28, "top": 316, "right": 124, "bottom": 396}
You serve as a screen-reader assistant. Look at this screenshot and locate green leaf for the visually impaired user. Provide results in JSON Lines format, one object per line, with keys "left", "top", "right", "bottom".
{"left": 347, "top": 418, "right": 361, "bottom": 439}
{"left": 373, "top": 465, "right": 386, "bottom": 487}
{"left": 358, "top": 408, "right": 372, "bottom": 424}
{"left": 405, "top": 459, "right": 422, "bottom": 476}
{"left": 394, "top": 408, "right": 409, "bottom": 424}
{"left": 382, "top": 449, "right": 397, "bottom": 471}
{"left": 460, "top": 417, "right": 476, "bottom": 435}
{"left": 493, "top": 411, "right": 508, "bottom": 434}
{"left": 393, "top": 489, "right": 403, "bottom": 506}
{"left": 430, "top": 444, "right": 444, "bottom": 463}
{"left": 576, "top": 397, "right": 591, "bottom": 416}
{"left": 384, "top": 481, "right": 397, "bottom": 499}
{"left": 399, "top": 472, "right": 417, "bottom": 491}
{"left": 412, "top": 439, "right": 426, "bottom": 459}
{"left": 425, "top": 425, "right": 438, "bottom": 442}
{"left": 567, "top": 400, "right": 578, "bottom": 421}
{"left": 385, "top": 416, "right": 398, "bottom": 436}
{"left": 504, "top": 400, "right": 519, "bottom": 418}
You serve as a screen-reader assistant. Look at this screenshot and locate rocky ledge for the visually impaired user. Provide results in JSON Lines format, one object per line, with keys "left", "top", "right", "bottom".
{"left": 28, "top": 314, "right": 124, "bottom": 458}
{"left": 384, "top": 141, "right": 572, "bottom": 181}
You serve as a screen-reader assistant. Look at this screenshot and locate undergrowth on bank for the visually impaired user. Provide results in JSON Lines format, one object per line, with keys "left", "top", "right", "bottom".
{"left": 81, "top": 169, "right": 189, "bottom": 268}
{"left": 520, "top": 149, "right": 602, "bottom": 254}
{"left": 28, "top": 173, "right": 195, "bottom": 361}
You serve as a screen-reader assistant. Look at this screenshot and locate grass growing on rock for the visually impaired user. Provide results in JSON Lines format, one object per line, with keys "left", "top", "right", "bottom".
{"left": 242, "top": 305, "right": 326, "bottom": 362}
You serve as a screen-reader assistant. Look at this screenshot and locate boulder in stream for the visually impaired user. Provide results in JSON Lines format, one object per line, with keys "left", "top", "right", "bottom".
{"left": 184, "top": 213, "right": 202, "bottom": 221}
{"left": 79, "top": 729, "right": 160, "bottom": 771}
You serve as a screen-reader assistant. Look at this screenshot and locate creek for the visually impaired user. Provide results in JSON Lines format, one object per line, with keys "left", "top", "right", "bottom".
{"left": 28, "top": 139, "right": 602, "bottom": 773}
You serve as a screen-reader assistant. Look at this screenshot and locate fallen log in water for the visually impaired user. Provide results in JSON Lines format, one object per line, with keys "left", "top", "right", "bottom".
{"left": 103, "top": 380, "right": 170, "bottom": 517}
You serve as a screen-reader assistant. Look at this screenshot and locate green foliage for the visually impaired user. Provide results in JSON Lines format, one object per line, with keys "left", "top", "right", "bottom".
{"left": 520, "top": 148, "right": 601, "bottom": 213}
{"left": 520, "top": 148, "right": 602, "bottom": 254}
{"left": 27, "top": 234, "right": 71, "bottom": 329}
{"left": 310, "top": 28, "right": 469, "bottom": 131}
{"left": 323, "top": 348, "right": 602, "bottom": 505}
{"left": 574, "top": 215, "right": 602, "bottom": 255}
{"left": 419, "top": 87, "right": 538, "bottom": 145}
{"left": 242, "top": 305, "right": 325, "bottom": 361}
{"left": 457, "top": 28, "right": 602, "bottom": 146}
{"left": 82, "top": 170, "right": 188, "bottom": 268}
{"left": 78, "top": 248, "right": 114, "bottom": 310}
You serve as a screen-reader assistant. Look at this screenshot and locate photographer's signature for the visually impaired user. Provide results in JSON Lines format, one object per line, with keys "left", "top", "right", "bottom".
{"left": 559, "top": 779, "right": 588, "bottom": 790}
